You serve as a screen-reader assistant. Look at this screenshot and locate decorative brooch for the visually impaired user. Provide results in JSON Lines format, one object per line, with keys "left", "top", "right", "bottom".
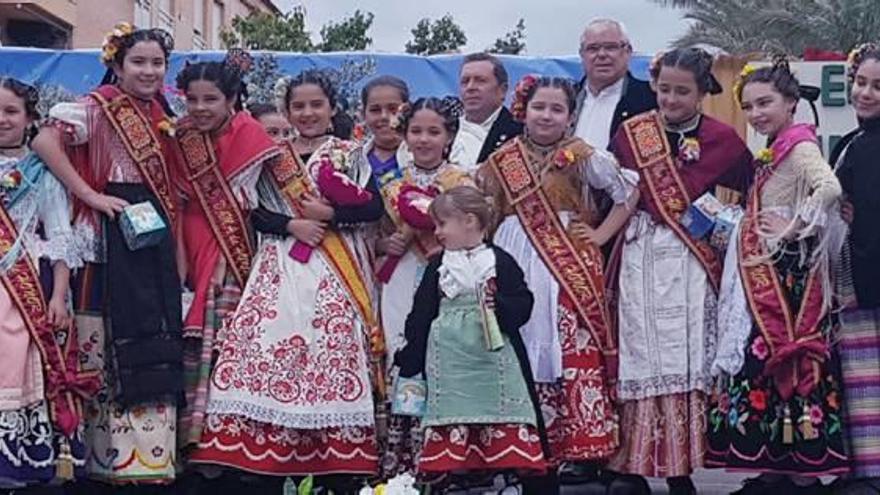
{"left": 679, "top": 137, "right": 701, "bottom": 164}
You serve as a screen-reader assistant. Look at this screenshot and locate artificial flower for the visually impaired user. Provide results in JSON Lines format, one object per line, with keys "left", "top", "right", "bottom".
{"left": 0, "top": 169, "right": 23, "bottom": 190}
{"left": 809, "top": 404, "right": 824, "bottom": 425}
{"left": 750, "top": 335, "right": 769, "bottom": 360}
{"left": 554, "top": 148, "right": 577, "bottom": 168}
{"left": 679, "top": 137, "right": 701, "bottom": 163}
{"left": 157, "top": 118, "right": 176, "bottom": 137}
{"left": 756, "top": 148, "right": 774, "bottom": 165}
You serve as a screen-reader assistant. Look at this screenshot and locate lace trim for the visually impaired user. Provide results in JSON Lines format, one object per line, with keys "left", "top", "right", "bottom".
{"left": 206, "top": 399, "right": 375, "bottom": 430}
{"left": 72, "top": 220, "right": 105, "bottom": 263}
{"left": 422, "top": 414, "right": 537, "bottom": 428}
{"left": 617, "top": 374, "right": 713, "bottom": 401}
{"left": 32, "top": 234, "right": 82, "bottom": 269}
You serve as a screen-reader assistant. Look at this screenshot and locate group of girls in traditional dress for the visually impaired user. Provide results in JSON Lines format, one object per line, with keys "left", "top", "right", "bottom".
{"left": 1, "top": 18, "right": 879, "bottom": 495}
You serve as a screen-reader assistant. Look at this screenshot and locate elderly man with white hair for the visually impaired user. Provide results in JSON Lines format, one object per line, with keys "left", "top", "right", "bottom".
{"left": 571, "top": 18, "right": 656, "bottom": 151}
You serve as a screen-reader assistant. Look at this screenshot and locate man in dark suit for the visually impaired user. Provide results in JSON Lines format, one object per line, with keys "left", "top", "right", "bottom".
{"left": 450, "top": 52, "right": 523, "bottom": 173}
{"left": 571, "top": 18, "right": 657, "bottom": 151}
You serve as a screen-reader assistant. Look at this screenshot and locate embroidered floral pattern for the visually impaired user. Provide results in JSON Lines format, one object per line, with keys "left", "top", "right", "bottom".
{"left": 211, "top": 244, "right": 370, "bottom": 413}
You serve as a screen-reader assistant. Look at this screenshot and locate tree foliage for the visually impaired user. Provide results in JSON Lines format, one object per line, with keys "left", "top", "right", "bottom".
{"left": 317, "top": 10, "right": 375, "bottom": 52}
{"left": 652, "top": 0, "right": 880, "bottom": 55}
{"left": 404, "top": 15, "right": 467, "bottom": 55}
{"left": 220, "top": 7, "right": 375, "bottom": 53}
{"left": 488, "top": 18, "right": 526, "bottom": 55}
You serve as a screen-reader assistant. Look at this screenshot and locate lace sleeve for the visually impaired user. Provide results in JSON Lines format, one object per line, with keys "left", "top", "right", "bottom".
{"left": 712, "top": 216, "right": 752, "bottom": 377}
{"left": 46, "top": 101, "right": 90, "bottom": 146}
{"left": 35, "top": 172, "right": 82, "bottom": 269}
{"left": 581, "top": 148, "right": 639, "bottom": 205}
{"left": 790, "top": 142, "right": 843, "bottom": 236}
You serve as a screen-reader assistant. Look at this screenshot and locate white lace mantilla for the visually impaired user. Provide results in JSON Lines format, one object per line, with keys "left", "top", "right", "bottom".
{"left": 206, "top": 399, "right": 375, "bottom": 430}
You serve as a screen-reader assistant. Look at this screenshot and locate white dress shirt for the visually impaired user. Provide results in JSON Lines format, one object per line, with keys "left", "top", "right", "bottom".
{"left": 573, "top": 77, "right": 625, "bottom": 151}
{"left": 449, "top": 105, "right": 503, "bottom": 173}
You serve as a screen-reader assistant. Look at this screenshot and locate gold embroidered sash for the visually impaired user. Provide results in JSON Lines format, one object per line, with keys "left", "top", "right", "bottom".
{"left": 621, "top": 111, "right": 722, "bottom": 291}
{"left": 178, "top": 129, "right": 253, "bottom": 288}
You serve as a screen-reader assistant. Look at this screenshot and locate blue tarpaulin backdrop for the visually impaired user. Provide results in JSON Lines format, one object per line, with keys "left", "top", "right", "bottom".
{"left": 0, "top": 47, "right": 651, "bottom": 103}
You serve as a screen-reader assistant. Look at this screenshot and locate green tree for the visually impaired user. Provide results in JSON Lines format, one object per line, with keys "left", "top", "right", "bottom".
{"left": 220, "top": 8, "right": 313, "bottom": 51}
{"left": 652, "top": 0, "right": 880, "bottom": 55}
{"left": 405, "top": 14, "right": 467, "bottom": 55}
{"left": 317, "top": 10, "right": 374, "bottom": 52}
{"left": 488, "top": 18, "right": 526, "bottom": 55}
{"left": 221, "top": 7, "right": 375, "bottom": 53}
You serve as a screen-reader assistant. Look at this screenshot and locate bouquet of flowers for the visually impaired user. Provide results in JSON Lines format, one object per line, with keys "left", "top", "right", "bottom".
{"left": 289, "top": 141, "right": 374, "bottom": 262}
{"left": 375, "top": 182, "right": 439, "bottom": 282}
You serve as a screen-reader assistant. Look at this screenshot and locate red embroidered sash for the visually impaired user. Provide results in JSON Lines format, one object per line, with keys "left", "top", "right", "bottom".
{"left": 0, "top": 203, "right": 100, "bottom": 437}
{"left": 621, "top": 111, "right": 722, "bottom": 292}
{"left": 270, "top": 143, "right": 386, "bottom": 396}
{"left": 90, "top": 88, "right": 177, "bottom": 224}
{"left": 738, "top": 128, "right": 827, "bottom": 400}
{"left": 178, "top": 129, "right": 253, "bottom": 289}
{"left": 490, "top": 140, "right": 617, "bottom": 379}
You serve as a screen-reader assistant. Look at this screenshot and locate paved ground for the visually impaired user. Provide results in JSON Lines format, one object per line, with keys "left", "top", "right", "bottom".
{"left": 561, "top": 469, "right": 747, "bottom": 494}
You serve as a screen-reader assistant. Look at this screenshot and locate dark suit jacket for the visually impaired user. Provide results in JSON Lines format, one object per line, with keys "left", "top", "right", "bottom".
{"left": 476, "top": 106, "right": 523, "bottom": 164}
{"left": 571, "top": 71, "right": 657, "bottom": 149}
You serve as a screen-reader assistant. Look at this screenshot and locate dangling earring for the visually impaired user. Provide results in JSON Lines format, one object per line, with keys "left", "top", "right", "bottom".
{"left": 326, "top": 121, "right": 334, "bottom": 135}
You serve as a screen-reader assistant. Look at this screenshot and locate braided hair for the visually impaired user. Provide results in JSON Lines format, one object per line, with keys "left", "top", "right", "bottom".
{"left": 176, "top": 49, "right": 252, "bottom": 112}
{"left": 736, "top": 55, "right": 801, "bottom": 106}
{"left": 650, "top": 48, "right": 722, "bottom": 95}
{"left": 510, "top": 75, "right": 577, "bottom": 122}
{"left": 848, "top": 42, "right": 880, "bottom": 84}
{"left": 398, "top": 96, "right": 462, "bottom": 159}
{"left": 281, "top": 69, "right": 353, "bottom": 139}
{"left": 0, "top": 77, "right": 40, "bottom": 144}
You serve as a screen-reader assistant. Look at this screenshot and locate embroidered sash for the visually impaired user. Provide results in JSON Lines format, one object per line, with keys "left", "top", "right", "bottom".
{"left": 90, "top": 87, "right": 177, "bottom": 224}
{"left": 178, "top": 129, "right": 253, "bottom": 289}
{"left": 621, "top": 111, "right": 722, "bottom": 292}
{"left": 489, "top": 140, "right": 616, "bottom": 377}
{"left": 0, "top": 203, "right": 101, "bottom": 437}
{"left": 270, "top": 143, "right": 386, "bottom": 396}
{"left": 738, "top": 125, "right": 826, "bottom": 400}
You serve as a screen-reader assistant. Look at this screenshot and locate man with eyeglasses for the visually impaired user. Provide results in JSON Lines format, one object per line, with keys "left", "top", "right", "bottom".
{"left": 572, "top": 18, "right": 656, "bottom": 152}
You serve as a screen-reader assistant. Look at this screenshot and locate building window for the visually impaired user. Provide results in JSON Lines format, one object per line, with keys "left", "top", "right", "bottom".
{"left": 210, "top": 0, "right": 224, "bottom": 49}
{"left": 157, "top": 0, "right": 174, "bottom": 33}
{"left": 193, "top": 0, "right": 205, "bottom": 35}
{"left": 134, "top": 0, "right": 151, "bottom": 28}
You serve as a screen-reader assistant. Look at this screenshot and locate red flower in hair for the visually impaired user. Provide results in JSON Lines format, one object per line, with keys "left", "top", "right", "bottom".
{"left": 511, "top": 74, "right": 539, "bottom": 122}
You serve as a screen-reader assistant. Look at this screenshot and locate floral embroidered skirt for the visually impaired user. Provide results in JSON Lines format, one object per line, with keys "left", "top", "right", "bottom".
{"left": 189, "top": 241, "right": 380, "bottom": 476}
{"left": 75, "top": 263, "right": 177, "bottom": 484}
{"left": 0, "top": 400, "right": 87, "bottom": 489}
{"left": 706, "top": 252, "right": 849, "bottom": 476}
{"left": 536, "top": 296, "right": 618, "bottom": 464}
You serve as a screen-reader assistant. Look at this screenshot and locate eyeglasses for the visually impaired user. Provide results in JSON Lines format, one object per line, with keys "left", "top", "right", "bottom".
{"left": 580, "top": 41, "right": 630, "bottom": 55}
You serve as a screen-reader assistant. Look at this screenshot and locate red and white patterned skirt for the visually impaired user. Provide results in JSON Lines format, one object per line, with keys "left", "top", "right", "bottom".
{"left": 418, "top": 423, "right": 546, "bottom": 474}
{"left": 191, "top": 413, "right": 379, "bottom": 476}
{"left": 536, "top": 297, "right": 619, "bottom": 464}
